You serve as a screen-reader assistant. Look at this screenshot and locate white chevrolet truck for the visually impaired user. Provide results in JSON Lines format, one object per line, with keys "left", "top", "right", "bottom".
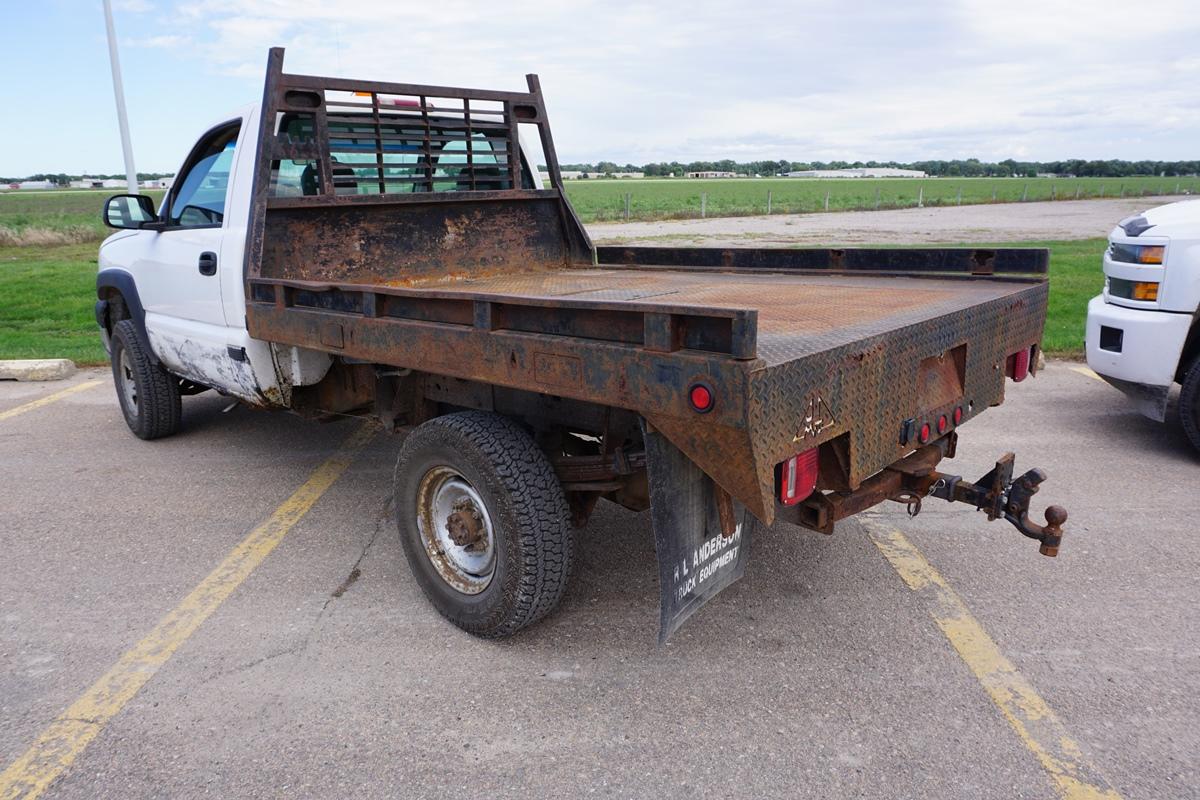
{"left": 1086, "top": 200, "right": 1200, "bottom": 452}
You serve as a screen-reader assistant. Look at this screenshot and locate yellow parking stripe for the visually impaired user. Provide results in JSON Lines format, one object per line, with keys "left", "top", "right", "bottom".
{"left": 0, "top": 380, "right": 102, "bottom": 422}
{"left": 863, "top": 520, "right": 1123, "bottom": 800}
{"left": 0, "top": 421, "right": 376, "bottom": 800}
{"left": 1071, "top": 365, "right": 1108, "bottom": 384}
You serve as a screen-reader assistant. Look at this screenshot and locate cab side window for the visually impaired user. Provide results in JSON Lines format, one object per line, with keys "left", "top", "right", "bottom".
{"left": 169, "top": 124, "right": 240, "bottom": 227}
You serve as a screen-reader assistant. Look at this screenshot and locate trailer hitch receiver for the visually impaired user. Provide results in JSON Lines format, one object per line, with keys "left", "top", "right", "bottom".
{"left": 927, "top": 452, "right": 1067, "bottom": 556}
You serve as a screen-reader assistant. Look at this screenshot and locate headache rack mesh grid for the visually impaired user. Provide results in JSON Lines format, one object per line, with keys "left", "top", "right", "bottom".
{"left": 250, "top": 47, "right": 569, "bottom": 209}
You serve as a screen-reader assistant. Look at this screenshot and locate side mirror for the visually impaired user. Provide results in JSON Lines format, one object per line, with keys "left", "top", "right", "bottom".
{"left": 102, "top": 194, "right": 160, "bottom": 230}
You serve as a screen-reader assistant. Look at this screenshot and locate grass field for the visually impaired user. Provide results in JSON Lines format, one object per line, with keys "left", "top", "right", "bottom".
{"left": 563, "top": 176, "right": 1198, "bottom": 222}
{"left": 0, "top": 190, "right": 164, "bottom": 245}
{"left": 0, "top": 243, "right": 109, "bottom": 365}
{"left": 1, "top": 179, "right": 1193, "bottom": 241}
{"left": 0, "top": 235, "right": 1102, "bottom": 366}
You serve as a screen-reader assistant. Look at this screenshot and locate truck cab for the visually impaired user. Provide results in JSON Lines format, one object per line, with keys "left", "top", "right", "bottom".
{"left": 97, "top": 105, "right": 288, "bottom": 410}
{"left": 1085, "top": 200, "right": 1200, "bottom": 451}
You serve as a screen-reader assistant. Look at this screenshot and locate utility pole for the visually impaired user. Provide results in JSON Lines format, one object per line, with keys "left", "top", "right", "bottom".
{"left": 103, "top": 0, "right": 138, "bottom": 194}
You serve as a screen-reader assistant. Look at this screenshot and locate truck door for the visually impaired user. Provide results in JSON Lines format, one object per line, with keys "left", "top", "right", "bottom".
{"left": 137, "top": 121, "right": 243, "bottom": 387}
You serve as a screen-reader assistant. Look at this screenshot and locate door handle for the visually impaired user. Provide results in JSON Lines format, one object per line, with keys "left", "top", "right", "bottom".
{"left": 198, "top": 251, "right": 217, "bottom": 276}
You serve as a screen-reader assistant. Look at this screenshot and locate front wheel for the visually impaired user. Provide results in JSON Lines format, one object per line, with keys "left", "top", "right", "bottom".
{"left": 394, "top": 412, "right": 573, "bottom": 637}
{"left": 1179, "top": 355, "right": 1200, "bottom": 454}
{"left": 110, "top": 319, "right": 182, "bottom": 440}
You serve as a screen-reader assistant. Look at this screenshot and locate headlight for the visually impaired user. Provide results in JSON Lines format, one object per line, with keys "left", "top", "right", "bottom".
{"left": 1109, "top": 243, "right": 1164, "bottom": 264}
{"left": 1109, "top": 277, "right": 1160, "bottom": 301}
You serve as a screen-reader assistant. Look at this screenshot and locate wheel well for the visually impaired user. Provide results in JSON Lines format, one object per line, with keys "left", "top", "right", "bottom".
{"left": 1176, "top": 314, "right": 1200, "bottom": 384}
{"left": 99, "top": 288, "right": 130, "bottom": 332}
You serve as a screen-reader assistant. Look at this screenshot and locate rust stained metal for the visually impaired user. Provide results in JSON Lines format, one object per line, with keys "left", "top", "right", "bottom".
{"left": 715, "top": 487, "right": 737, "bottom": 538}
{"left": 446, "top": 502, "right": 485, "bottom": 548}
{"left": 241, "top": 48, "right": 1055, "bottom": 528}
{"left": 780, "top": 441, "right": 1068, "bottom": 557}
{"left": 260, "top": 199, "right": 577, "bottom": 285}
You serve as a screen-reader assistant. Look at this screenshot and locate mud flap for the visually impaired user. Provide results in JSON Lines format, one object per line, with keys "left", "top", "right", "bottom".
{"left": 642, "top": 420, "right": 752, "bottom": 643}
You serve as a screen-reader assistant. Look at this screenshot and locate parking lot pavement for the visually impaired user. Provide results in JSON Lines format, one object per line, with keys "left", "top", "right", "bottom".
{"left": 0, "top": 363, "right": 1195, "bottom": 799}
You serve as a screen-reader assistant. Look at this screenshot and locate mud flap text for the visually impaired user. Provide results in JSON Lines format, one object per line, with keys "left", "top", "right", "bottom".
{"left": 643, "top": 421, "right": 752, "bottom": 643}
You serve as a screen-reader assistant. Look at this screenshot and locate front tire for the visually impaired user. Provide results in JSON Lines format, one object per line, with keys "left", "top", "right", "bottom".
{"left": 1179, "top": 355, "right": 1200, "bottom": 454}
{"left": 395, "top": 412, "right": 572, "bottom": 637}
{"left": 110, "top": 319, "right": 182, "bottom": 440}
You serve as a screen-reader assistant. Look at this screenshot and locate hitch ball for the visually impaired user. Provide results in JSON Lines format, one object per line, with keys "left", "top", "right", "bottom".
{"left": 1039, "top": 505, "right": 1068, "bottom": 557}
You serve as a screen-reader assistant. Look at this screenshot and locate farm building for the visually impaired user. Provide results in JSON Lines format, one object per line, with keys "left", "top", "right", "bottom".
{"left": 785, "top": 168, "right": 927, "bottom": 178}
{"left": 551, "top": 170, "right": 645, "bottom": 180}
{"left": 70, "top": 178, "right": 128, "bottom": 189}
{"left": 686, "top": 171, "right": 737, "bottom": 178}
{"left": 15, "top": 180, "right": 57, "bottom": 190}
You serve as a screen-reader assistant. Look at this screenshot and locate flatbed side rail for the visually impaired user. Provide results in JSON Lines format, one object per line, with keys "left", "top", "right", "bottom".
{"left": 245, "top": 277, "right": 759, "bottom": 360}
{"left": 597, "top": 246, "right": 1049, "bottom": 279}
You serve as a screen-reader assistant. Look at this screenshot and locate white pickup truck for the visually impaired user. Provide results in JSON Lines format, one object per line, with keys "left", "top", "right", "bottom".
{"left": 93, "top": 48, "right": 1071, "bottom": 641}
{"left": 1085, "top": 200, "right": 1200, "bottom": 452}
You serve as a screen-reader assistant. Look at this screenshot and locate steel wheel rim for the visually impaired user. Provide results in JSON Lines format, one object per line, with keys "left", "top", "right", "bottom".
{"left": 119, "top": 349, "right": 139, "bottom": 417}
{"left": 415, "top": 466, "right": 496, "bottom": 594}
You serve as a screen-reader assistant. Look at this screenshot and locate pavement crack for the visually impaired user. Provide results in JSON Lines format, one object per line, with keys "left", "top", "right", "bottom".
{"left": 330, "top": 567, "right": 361, "bottom": 598}
{"left": 322, "top": 494, "right": 392, "bottom": 607}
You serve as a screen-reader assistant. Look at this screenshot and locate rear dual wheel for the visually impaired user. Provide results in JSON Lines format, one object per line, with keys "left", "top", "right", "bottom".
{"left": 394, "top": 412, "right": 573, "bottom": 637}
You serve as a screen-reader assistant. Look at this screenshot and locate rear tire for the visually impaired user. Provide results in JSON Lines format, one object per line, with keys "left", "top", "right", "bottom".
{"left": 1179, "top": 356, "right": 1200, "bottom": 454}
{"left": 110, "top": 319, "right": 182, "bottom": 440}
{"left": 394, "top": 411, "right": 572, "bottom": 637}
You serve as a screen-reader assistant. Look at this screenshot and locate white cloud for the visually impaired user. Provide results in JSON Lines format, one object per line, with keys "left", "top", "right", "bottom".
{"left": 113, "top": 0, "right": 154, "bottom": 12}
{"left": 125, "top": 34, "right": 190, "bottom": 49}
{"left": 108, "top": 0, "right": 1200, "bottom": 162}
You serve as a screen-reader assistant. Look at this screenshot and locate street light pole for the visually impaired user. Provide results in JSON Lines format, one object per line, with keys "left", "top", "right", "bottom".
{"left": 102, "top": 0, "right": 138, "bottom": 194}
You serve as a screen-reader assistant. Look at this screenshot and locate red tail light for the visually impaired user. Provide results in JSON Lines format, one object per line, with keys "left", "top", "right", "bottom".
{"left": 937, "top": 414, "right": 948, "bottom": 434}
{"left": 688, "top": 383, "right": 714, "bottom": 413}
{"left": 953, "top": 406, "right": 963, "bottom": 425}
{"left": 779, "top": 447, "right": 819, "bottom": 506}
{"left": 918, "top": 422, "right": 931, "bottom": 444}
{"left": 1006, "top": 347, "right": 1031, "bottom": 382}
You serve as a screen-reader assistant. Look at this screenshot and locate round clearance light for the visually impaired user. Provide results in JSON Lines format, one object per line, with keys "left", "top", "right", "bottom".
{"left": 953, "top": 406, "right": 963, "bottom": 425}
{"left": 918, "top": 422, "right": 931, "bottom": 444}
{"left": 688, "top": 383, "right": 714, "bottom": 413}
{"left": 937, "top": 414, "right": 948, "bottom": 434}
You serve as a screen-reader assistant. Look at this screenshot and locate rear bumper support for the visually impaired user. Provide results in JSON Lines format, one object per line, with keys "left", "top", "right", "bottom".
{"left": 784, "top": 439, "right": 1068, "bottom": 557}
{"left": 927, "top": 453, "right": 1068, "bottom": 557}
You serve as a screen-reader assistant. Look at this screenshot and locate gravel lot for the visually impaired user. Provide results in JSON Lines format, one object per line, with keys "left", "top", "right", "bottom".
{"left": 1, "top": 365, "right": 1196, "bottom": 799}
{"left": 588, "top": 196, "right": 1185, "bottom": 246}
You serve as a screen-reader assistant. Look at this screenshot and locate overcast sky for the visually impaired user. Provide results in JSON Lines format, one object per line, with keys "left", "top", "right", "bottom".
{"left": 2, "top": 0, "right": 1197, "bottom": 176}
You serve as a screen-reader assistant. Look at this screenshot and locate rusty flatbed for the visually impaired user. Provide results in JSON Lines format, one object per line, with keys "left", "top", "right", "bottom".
{"left": 317, "top": 264, "right": 1041, "bottom": 366}
{"left": 242, "top": 48, "right": 1049, "bottom": 525}
{"left": 231, "top": 47, "right": 1065, "bottom": 640}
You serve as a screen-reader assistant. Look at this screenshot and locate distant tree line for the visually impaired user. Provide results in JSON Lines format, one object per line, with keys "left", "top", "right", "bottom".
{"left": 0, "top": 172, "right": 174, "bottom": 185}
{"left": 551, "top": 159, "right": 1200, "bottom": 178}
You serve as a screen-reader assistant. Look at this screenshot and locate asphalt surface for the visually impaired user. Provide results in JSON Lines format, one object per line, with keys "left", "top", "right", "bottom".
{"left": 1, "top": 363, "right": 1197, "bottom": 799}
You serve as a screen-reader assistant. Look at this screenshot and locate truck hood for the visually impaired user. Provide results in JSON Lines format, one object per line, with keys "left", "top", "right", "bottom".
{"left": 1120, "top": 198, "right": 1200, "bottom": 238}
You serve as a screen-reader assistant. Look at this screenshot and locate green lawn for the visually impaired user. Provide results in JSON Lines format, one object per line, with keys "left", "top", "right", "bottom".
{"left": 974, "top": 239, "right": 1104, "bottom": 354}
{"left": 0, "top": 190, "right": 164, "bottom": 245}
{"left": 1, "top": 180, "right": 1191, "bottom": 236}
{"left": 0, "top": 238, "right": 1102, "bottom": 366}
{"left": 0, "top": 244, "right": 109, "bottom": 365}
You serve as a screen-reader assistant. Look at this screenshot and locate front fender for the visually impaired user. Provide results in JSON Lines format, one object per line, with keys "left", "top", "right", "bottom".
{"left": 96, "top": 269, "right": 156, "bottom": 365}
